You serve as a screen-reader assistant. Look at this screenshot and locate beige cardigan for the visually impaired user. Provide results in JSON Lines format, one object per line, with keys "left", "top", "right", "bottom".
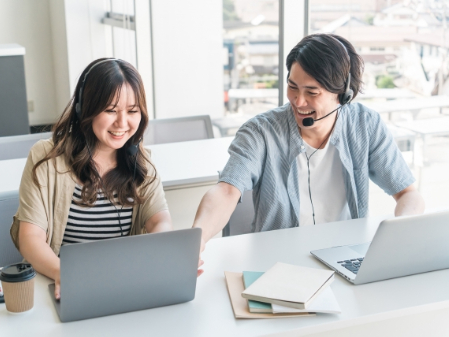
{"left": 10, "top": 139, "right": 168, "bottom": 256}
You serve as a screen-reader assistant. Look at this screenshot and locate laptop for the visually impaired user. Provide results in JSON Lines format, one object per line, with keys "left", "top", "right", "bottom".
{"left": 49, "top": 228, "right": 201, "bottom": 322}
{"left": 310, "top": 210, "right": 449, "bottom": 285}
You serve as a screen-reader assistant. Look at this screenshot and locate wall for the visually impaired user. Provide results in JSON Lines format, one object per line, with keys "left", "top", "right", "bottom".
{"left": 151, "top": 0, "right": 224, "bottom": 119}
{"left": 0, "top": 0, "right": 60, "bottom": 126}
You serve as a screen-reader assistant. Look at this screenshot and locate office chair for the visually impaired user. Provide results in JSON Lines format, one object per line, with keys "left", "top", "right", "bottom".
{"left": 0, "top": 132, "right": 52, "bottom": 160}
{"left": 0, "top": 191, "right": 23, "bottom": 267}
{"left": 144, "top": 115, "right": 214, "bottom": 145}
{"left": 222, "top": 190, "right": 254, "bottom": 237}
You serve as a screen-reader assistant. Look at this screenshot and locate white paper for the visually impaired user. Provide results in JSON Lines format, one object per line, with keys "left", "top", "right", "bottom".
{"left": 271, "top": 287, "right": 341, "bottom": 314}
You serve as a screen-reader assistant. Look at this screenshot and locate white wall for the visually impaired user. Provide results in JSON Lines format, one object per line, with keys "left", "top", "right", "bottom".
{"left": 151, "top": 0, "right": 224, "bottom": 119}
{"left": 0, "top": 0, "right": 225, "bottom": 125}
{"left": 0, "top": 0, "right": 60, "bottom": 126}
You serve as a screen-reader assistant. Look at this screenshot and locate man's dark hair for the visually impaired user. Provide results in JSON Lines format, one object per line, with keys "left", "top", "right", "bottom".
{"left": 286, "top": 34, "right": 364, "bottom": 102}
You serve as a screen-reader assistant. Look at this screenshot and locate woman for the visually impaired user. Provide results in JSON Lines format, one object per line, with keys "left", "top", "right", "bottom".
{"left": 193, "top": 34, "right": 425, "bottom": 253}
{"left": 10, "top": 58, "right": 172, "bottom": 298}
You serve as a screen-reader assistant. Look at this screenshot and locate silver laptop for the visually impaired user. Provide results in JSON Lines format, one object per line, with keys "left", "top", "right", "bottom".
{"left": 49, "top": 228, "right": 201, "bottom": 322}
{"left": 310, "top": 211, "right": 449, "bottom": 285}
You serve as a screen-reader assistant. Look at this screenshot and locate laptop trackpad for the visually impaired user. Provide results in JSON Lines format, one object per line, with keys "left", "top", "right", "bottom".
{"left": 348, "top": 243, "right": 370, "bottom": 256}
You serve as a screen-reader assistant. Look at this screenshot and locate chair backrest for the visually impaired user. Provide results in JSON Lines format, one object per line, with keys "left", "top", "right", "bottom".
{"left": 0, "top": 192, "right": 23, "bottom": 267}
{"left": 144, "top": 115, "right": 214, "bottom": 145}
{"left": 0, "top": 132, "right": 52, "bottom": 160}
{"left": 222, "top": 190, "right": 254, "bottom": 237}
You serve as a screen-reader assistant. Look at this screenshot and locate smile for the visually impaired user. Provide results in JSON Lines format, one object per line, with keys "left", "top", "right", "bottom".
{"left": 108, "top": 131, "right": 127, "bottom": 136}
{"left": 297, "top": 109, "right": 315, "bottom": 115}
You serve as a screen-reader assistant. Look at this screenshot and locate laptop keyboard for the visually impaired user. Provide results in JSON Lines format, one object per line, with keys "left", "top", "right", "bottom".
{"left": 337, "top": 258, "right": 364, "bottom": 274}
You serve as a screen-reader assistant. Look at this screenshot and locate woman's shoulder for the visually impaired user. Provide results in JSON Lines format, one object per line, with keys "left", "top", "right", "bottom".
{"left": 28, "top": 138, "right": 54, "bottom": 162}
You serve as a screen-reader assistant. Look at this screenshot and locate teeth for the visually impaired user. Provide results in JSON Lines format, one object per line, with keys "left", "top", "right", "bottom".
{"left": 109, "top": 131, "right": 125, "bottom": 136}
{"left": 297, "top": 110, "right": 315, "bottom": 115}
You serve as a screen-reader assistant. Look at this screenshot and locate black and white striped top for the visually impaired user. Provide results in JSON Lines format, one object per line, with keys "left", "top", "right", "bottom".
{"left": 62, "top": 184, "right": 133, "bottom": 245}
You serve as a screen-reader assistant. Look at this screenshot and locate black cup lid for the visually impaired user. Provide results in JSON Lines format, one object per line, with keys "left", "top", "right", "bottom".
{"left": 0, "top": 263, "right": 36, "bottom": 283}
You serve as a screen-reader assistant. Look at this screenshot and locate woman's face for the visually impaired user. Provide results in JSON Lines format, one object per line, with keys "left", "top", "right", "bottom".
{"left": 92, "top": 83, "right": 142, "bottom": 155}
{"left": 287, "top": 62, "right": 339, "bottom": 131}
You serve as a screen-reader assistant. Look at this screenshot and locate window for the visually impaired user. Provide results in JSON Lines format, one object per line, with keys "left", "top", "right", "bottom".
{"left": 220, "top": 0, "right": 280, "bottom": 136}
{"left": 310, "top": 0, "right": 449, "bottom": 214}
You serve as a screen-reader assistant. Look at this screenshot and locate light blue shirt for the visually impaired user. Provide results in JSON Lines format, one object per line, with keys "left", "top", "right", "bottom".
{"left": 219, "top": 102, "right": 415, "bottom": 232}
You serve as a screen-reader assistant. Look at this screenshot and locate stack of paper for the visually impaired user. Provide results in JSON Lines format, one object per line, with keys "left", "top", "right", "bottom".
{"left": 224, "top": 262, "right": 340, "bottom": 318}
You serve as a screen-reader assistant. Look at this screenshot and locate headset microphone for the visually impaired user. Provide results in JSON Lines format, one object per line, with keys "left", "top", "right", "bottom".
{"left": 302, "top": 106, "right": 341, "bottom": 127}
{"left": 126, "top": 138, "right": 142, "bottom": 157}
{"left": 302, "top": 73, "right": 353, "bottom": 127}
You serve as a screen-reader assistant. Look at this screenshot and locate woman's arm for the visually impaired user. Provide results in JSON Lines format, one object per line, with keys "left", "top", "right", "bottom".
{"left": 393, "top": 184, "right": 425, "bottom": 216}
{"left": 18, "top": 222, "right": 61, "bottom": 299}
{"left": 144, "top": 210, "right": 173, "bottom": 233}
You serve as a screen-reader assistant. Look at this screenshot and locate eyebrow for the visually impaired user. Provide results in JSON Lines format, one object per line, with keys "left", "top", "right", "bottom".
{"left": 288, "top": 79, "right": 319, "bottom": 90}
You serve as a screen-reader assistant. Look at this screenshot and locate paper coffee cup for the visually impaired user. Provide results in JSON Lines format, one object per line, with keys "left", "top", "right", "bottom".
{"left": 0, "top": 263, "right": 36, "bottom": 313}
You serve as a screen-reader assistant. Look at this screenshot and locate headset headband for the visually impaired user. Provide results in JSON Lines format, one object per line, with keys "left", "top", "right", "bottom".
{"left": 75, "top": 58, "right": 121, "bottom": 119}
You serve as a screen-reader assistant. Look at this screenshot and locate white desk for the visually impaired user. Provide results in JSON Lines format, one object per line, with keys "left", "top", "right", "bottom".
{"left": 2, "top": 216, "right": 449, "bottom": 336}
{"left": 364, "top": 95, "right": 449, "bottom": 120}
{"left": 0, "top": 138, "right": 234, "bottom": 230}
{"left": 0, "top": 137, "right": 234, "bottom": 196}
{"left": 395, "top": 117, "right": 449, "bottom": 165}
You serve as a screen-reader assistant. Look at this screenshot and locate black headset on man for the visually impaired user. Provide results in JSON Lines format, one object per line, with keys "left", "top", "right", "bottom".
{"left": 74, "top": 58, "right": 141, "bottom": 236}
{"left": 299, "top": 35, "right": 354, "bottom": 127}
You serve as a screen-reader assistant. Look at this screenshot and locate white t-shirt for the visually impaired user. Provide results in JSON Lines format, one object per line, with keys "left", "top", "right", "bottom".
{"left": 297, "top": 140, "right": 351, "bottom": 226}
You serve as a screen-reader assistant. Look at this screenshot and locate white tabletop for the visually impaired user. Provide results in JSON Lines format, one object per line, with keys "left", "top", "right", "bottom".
{"left": 395, "top": 117, "right": 449, "bottom": 136}
{"left": 0, "top": 44, "right": 25, "bottom": 57}
{"left": 363, "top": 95, "right": 449, "bottom": 113}
{"left": 147, "top": 137, "right": 233, "bottom": 188}
{"left": 2, "top": 215, "right": 449, "bottom": 336}
{"left": 0, "top": 137, "right": 234, "bottom": 196}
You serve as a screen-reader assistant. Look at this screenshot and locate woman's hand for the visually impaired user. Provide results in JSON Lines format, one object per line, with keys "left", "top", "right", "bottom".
{"left": 54, "top": 273, "right": 61, "bottom": 300}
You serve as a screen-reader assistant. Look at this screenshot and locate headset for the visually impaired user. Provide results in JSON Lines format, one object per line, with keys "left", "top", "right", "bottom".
{"left": 298, "top": 35, "right": 354, "bottom": 127}
{"left": 75, "top": 58, "right": 142, "bottom": 236}
{"left": 300, "top": 35, "right": 354, "bottom": 225}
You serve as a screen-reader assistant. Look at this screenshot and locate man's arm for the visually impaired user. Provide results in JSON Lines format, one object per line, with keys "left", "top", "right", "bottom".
{"left": 393, "top": 184, "right": 425, "bottom": 216}
{"left": 193, "top": 182, "right": 241, "bottom": 243}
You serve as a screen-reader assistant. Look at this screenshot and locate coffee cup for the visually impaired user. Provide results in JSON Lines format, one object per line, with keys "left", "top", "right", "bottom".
{"left": 0, "top": 263, "right": 36, "bottom": 313}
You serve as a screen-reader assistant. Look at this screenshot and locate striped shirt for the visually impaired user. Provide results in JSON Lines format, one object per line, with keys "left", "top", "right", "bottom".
{"left": 219, "top": 102, "right": 415, "bottom": 232}
{"left": 62, "top": 184, "right": 133, "bottom": 245}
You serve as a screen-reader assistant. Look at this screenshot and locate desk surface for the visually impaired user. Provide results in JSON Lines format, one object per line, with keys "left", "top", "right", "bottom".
{"left": 0, "top": 137, "right": 234, "bottom": 196}
{"left": 395, "top": 117, "right": 449, "bottom": 136}
{"left": 364, "top": 95, "right": 449, "bottom": 113}
{"left": 2, "top": 216, "right": 449, "bottom": 337}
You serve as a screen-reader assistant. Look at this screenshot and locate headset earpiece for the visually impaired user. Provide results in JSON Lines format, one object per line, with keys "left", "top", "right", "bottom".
{"left": 339, "top": 73, "right": 353, "bottom": 105}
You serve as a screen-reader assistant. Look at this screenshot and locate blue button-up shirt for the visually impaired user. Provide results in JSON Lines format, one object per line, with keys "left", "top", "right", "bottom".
{"left": 219, "top": 102, "right": 415, "bottom": 232}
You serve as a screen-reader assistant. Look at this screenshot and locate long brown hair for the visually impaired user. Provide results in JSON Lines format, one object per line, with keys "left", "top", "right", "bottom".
{"left": 33, "top": 58, "right": 155, "bottom": 207}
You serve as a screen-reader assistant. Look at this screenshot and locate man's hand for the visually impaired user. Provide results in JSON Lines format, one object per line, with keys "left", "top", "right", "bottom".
{"left": 197, "top": 237, "right": 205, "bottom": 277}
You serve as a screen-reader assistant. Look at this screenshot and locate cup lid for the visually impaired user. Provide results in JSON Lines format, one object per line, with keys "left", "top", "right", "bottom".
{"left": 0, "top": 263, "right": 36, "bottom": 283}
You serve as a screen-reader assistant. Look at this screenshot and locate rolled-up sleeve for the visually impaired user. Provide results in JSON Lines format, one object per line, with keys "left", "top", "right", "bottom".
{"left": 368, "top": 112, "right": 415, "bottom": 195}
{"left": 219, "top": 123, "right": 267, "bottom": 197}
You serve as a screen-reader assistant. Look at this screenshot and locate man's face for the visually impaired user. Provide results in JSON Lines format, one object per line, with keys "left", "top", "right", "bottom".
{"left": 287, "top": 62, "right": 339, "bottom": 131}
